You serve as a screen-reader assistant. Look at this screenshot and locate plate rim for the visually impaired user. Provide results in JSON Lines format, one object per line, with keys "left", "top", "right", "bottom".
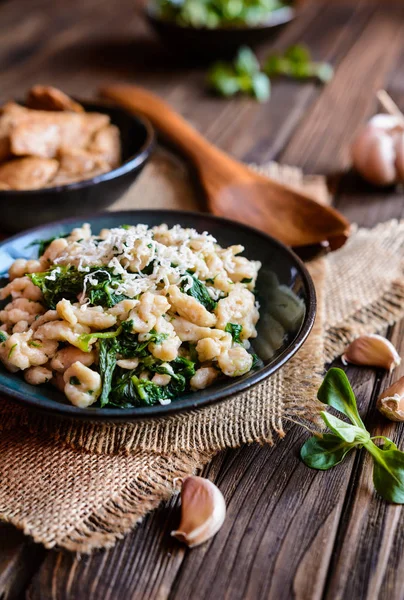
{"left": 0, "top": 209, "right": 316, "bottom": 421}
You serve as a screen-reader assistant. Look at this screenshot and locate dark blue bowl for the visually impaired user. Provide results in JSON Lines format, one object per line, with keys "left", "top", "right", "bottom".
{"left": 147, "top": 5, "right": 295, "bottom": 61}
{"left": 0, "top": 210, "right": 316, "bottom": 421}
{"left": 0, "top": 101, "right": 155, "bottom": 233}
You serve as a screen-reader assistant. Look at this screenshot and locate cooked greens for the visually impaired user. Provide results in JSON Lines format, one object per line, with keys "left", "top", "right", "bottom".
{"left": 29, "top": 266, "right": 126, "bottom": 309}
{"left": 98, "top": 331, "right": 197, "bottom": 408}
{"left": 225, "top": 323, "right": 243, "bottom": 343}
{"left": 182, "top": 273, "right": 217, "bottom": 311}
{"left": 154, "top": 0, "right": 287, "bottom": 28}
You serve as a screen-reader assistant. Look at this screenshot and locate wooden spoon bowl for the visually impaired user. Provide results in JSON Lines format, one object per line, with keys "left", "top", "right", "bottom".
{"left": 100, "top": 85, "right": 350, "bottom": 249}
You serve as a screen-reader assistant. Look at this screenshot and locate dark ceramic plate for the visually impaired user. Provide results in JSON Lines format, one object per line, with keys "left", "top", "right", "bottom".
{"left": 147, "top": 5, "right": 295, "bottom": 60}
{"left": 0, "top": 210, "right": 316, "bottom": 421}
{"left": 0, "top": 101, "right": 155, "bottom": 233}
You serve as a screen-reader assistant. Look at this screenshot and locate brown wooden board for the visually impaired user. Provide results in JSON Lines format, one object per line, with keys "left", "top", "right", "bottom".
{"left": 0, "top": 1, "right": 403, "bottom": 598}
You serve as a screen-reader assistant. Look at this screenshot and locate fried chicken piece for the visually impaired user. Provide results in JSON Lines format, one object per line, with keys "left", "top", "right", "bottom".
{"left": 9, "top": 109, "right": 110, "bottom": 158}
{"left": 48, "top": 148, "right": 110, "bottom": 186}
{"left": 88, "top": 124, "right": 121, "bottom": 169}
{"left": 0, "top": 157, "right": 58, "bottom": 190}
{"left": 26, "top": 85, "right": 84, "bottom": 113}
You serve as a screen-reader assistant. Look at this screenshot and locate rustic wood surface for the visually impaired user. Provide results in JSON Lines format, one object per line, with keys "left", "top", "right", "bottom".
{"left": 1, "top": 0, "right": 404, "bottom": 598}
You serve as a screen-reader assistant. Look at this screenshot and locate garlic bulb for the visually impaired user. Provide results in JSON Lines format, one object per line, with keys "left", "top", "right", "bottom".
{"left": 351, "top": 114, "right": 404, "bottom": 186}
{"left": 171, "top": 476, "right": 226, "bottom": 548}
{"left": 341, "top": 334, "right": 401, "bottom": 371}
{"left": 377, "top": 376, "right": 404, "bottom": 421}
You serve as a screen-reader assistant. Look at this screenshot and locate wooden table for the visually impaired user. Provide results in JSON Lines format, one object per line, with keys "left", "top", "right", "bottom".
{"left": 1, "top": 0, "right": 404, "bottom": 598}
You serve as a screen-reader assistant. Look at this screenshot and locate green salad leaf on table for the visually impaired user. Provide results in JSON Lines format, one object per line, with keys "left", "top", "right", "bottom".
{"left": 301, "top": 368, "right": 404, "bottom": 504}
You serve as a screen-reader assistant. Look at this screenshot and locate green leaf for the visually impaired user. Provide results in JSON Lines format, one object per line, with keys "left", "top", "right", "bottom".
{"left": 98, "top": 338, "right": 118, "bottom": 407}
{"left": 301, "top": 433, "right": 356, "bottom": 470}
{"left": 366, "top": 442, "right": 404, "bottom": 504}
{"left": 182, "top": 273, "right": 217, "bottom": 311}
{"left": 284, "top": 44, "right": 311, "bottom": 65}
{"left": 317, "top": 368, "right": 365, "bottom": 429}
{"left": 251, "top": 72, "right": 271, "bottom": 102}
{"left": 321, "top": 411, "right": 369, "bottom": 444}
{"left": 225, "top": 322, "right": 243, "bottom": 344}
{"left": 235, "top": 46, "right": 260, "bottom": 75}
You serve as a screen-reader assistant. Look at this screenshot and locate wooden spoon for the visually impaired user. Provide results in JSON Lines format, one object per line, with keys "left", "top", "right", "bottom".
{"left": 100, "top": 85, "right": 350, "bottom": 248}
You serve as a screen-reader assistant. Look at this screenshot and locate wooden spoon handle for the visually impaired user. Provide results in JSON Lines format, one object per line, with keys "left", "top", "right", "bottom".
{"left": 100, "top": 85, "right": 226, "bottom": 169}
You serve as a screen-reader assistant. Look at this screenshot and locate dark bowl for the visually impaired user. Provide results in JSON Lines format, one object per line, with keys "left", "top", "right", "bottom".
{"left": 0, "top": 210, "right": 316, "bottom": 421}
{"left": 146, "top": 5, "right": 296, "bottom": 60}
{"left": 0, "top": 101, "right": 155, "bottom": 234}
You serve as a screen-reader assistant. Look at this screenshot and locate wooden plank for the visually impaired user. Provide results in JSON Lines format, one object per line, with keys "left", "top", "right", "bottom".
{"left": 0, "top": 524, "right": 46, "bottom": 600}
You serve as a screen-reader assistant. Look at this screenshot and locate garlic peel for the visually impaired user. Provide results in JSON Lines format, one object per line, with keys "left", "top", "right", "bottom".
{"left": 342, "top": 334, "right": 401, "bottom": 372}
{"left": 377, "top": 376, "right": 404, "bottom": 422}
{"left": 171, "top": 476, "right": 226, "bottom": 548}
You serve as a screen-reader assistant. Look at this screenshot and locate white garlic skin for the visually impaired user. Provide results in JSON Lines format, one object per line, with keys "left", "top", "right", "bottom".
{"left": 351, "top": 114, "right": 404, "bottom": 186}
{"left": 341, "top": 334, "right": 401, "bottom": 372}
{"left": 377, "top": 376, "right": 404, "bottom": 422}
{"left": 171, "top": 476, "right": 226, "bottom": 548}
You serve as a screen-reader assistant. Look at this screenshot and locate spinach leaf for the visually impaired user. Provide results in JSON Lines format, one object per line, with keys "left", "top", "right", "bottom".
{"left": 317, "top": 367, "right": 365, "bottom": 429}
{"left": 182, "top": 273, "right": 217, "bottom": 312}
{"left": 301, "top": 433, "right": 357, "bottom": 470}
{"left": 225, "top": 323, "right": 243, "bottom": 344}
{"left": 98, "top": 338, "right": 118, "bottom": 407}
{"left": 29, "top": 266, "right": 126, "bottom": 309}
{"left": 0, "top": 331, "right": 7, "bottom": 343}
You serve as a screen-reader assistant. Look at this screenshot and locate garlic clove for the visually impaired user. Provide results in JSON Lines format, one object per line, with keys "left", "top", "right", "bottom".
{"left": 171, "top": 476, "right": 226, "bottom": 548}
{"left": 377, "top": 376, "right": 404, "bottom": 421}
{"left": 394, "top": 131, "right": 404, "bottom": 181}
{"left": 351, "top": 120, "right": 399, "bottom": 186}
{"left": 341, "top": 334, "right": 401, "bottom": 371}
{"left": 369, "top": 113, "right": 404, "bottom": 132}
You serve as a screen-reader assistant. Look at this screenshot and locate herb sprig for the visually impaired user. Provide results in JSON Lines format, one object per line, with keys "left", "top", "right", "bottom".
{"left": 301, "top": 368, "right": 404, "bottom": 504}
{"left": 208, "top": 44, "right": 333, "bottom": 101}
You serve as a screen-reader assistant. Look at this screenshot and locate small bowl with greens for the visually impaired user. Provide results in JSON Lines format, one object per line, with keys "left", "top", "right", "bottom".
{"left": 147, "top": 0, "right": 295, "bottom": 60}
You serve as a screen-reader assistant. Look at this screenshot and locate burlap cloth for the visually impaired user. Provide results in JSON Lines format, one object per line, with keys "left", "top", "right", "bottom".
{"left": 1, "top": 149, "right": 404, "bottom": 552}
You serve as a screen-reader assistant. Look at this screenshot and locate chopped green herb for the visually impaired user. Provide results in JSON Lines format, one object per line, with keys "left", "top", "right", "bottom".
{"left": 241, "top": 277, "right": 252, "bottom": 284}
{"left": 0, "top": 331, "right": 7, "bottom": 343}
{"left": 28, "top": 340, "right": 41, "bottom": 348}
{"left": 69, "top": 376, "right": 81, "bottom": 386}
